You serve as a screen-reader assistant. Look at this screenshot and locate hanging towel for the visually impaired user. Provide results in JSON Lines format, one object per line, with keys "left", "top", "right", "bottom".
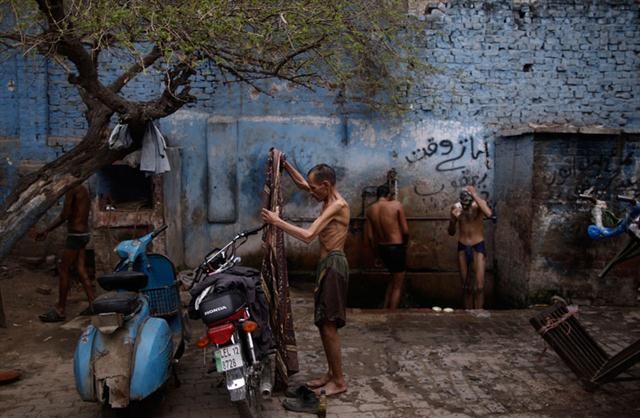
{"left": 260, "top": 148, "right": 299, "bottom": 388}
{"left": 140, "top": 121, "right": 171, "bottom": 174}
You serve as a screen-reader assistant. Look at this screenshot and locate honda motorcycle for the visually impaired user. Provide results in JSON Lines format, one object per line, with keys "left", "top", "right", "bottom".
{"left": 188, "top": 225, "right": 274, "bottom": 418}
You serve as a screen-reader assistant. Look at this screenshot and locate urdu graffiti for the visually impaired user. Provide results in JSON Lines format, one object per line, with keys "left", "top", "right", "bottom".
{"left": 414, "top": 169, "right": 491, "bottom": 201}
{"left": 540, "top": 151, "right": 638, "bottom": 199}
{"left": 404, "top": 135, "right": 491, "bottom": 171}
{"left": 404, "top": 133, "right": 494, "bottom": 212}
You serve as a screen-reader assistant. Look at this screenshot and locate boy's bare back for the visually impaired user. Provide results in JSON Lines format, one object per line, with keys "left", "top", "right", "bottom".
{"left": 366, "top": 200, "right": 406, "bottom": 245}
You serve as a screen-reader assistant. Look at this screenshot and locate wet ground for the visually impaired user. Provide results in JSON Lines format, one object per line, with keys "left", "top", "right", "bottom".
{"left": 1, "top": 258, "right": 639, "bottom": 417}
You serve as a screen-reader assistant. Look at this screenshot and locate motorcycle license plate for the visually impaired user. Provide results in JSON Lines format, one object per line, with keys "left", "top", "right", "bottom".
{"left": 215, "top": 344, "right": 244, "bottom": 372}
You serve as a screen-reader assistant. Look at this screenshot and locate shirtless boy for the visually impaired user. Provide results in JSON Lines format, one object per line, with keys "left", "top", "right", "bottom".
{"left": 365, "top": 184, "right": 409, "bottom": 310}
{"left": 36, "top": 184, "right": 95, "bottom": 322}
{"left": 447, "top": 185, "right": 492, "bottom": 309}
{"left": 261, "top": 160, "right": 349, "bottom": 396}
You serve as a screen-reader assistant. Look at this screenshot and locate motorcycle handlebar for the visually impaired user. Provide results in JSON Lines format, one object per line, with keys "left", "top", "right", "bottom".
{"left": 196, "top": 225, "right": 266, "bottom": 276}
{"left": 151, "top": 224, "right": 168, "bottom": 238}
{"left": 237, "top": 224, "right": 266, "bottom": 238}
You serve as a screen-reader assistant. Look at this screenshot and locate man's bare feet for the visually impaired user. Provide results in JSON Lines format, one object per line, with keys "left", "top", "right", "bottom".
{"left": 314, "top": 379, "right": 347, "bottom": 397}
{"left": 306, "top": 373, "right": 331, "bottom": 389}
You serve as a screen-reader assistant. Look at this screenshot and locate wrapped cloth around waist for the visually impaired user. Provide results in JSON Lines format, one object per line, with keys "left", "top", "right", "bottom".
{"left": 315, "top": 250, "right": 348, "bottom": 287}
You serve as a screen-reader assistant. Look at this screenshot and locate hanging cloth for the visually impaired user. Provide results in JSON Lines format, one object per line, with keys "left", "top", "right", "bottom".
{"left": 260, "top": 148, "right": 299, "bottom": 389}
{"left": 140, "top": 121, "right": 171, "bottom": 174}
{"left": 107, "top": 121, "right": 170, "bottom": 175}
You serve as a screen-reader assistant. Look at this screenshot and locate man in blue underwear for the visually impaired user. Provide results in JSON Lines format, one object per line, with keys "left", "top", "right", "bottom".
{"left": 448, "top": 186, "right": 492, "bottom": 309}
{"left": 365, "top": 184, "right": 409, "bottom": 310}
{"left": 36, "top": 184, "right": 94, "bottom": 322}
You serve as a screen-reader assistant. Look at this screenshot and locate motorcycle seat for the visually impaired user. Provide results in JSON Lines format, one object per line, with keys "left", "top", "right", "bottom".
{"left": 98, "top": 271, "right": 148, "bottom": 291}
{"left": 92, "top": 291, "right": 140, "bottom": 315}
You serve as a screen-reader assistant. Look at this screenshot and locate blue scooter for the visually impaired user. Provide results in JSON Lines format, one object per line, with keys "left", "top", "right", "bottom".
{"left": 74, "top": 225, "right": 185, "bottom": 409}
{"left": 578, "top": 192, "right": 640, "bottom": 278}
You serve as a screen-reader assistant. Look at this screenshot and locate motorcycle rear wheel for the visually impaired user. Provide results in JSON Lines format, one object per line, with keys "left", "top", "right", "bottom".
{"left": 233, "top": 376, "right": 261, "bottom": 418}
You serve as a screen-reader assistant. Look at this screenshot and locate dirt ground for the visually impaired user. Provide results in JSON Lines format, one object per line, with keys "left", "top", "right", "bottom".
{"left": 1, "top": 257, "right": 640, "bottom": 418}
{"left": 0, "top": 258, "right": 91, "bottom": 364}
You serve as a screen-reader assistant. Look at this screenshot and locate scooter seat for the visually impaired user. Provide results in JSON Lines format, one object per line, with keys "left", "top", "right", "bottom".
{"left": 92, "top": 291, "right": 140, "bottom": 315}
{"left": 98, "top": 271, "right": 148, "bottom": 291}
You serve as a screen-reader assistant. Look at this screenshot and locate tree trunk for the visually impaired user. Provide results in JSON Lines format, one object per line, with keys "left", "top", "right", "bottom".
{"left": 0, "top": 106, "right": 121, "bottom": 326}
{"left": 0, "top": 107, "right": 126, "bottom": 261}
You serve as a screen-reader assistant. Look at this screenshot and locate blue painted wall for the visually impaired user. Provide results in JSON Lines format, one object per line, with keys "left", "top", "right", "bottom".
{"left": 1, "top": 1, "right": 639, "bottom": 282}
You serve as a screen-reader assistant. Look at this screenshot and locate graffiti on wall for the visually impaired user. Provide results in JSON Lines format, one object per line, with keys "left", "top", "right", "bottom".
{"left": 543, "top": 154, "right": 635, "bottom": 188}
{"left": 414, "top": 169, "right": 491, "bottom": 201}
{"left": 539, "top": 148, "right": 638, "bottom": 201}
{"left": 403, "top": 134, "right": 493, "bottom": 212}
{"left": 404, "top": 135, "right": 491, "bottom": 171}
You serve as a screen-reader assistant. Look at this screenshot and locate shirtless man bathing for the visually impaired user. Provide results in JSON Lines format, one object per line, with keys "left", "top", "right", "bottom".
{"left": 36, "top": 184, "right": 95, "bottom": 321}
{"left": 448, "top": 185, "right": 492, "bottom": 310}
{"left": 365, "top": 184, "right": 409, "bottom": 310}
{"left": 261, "top": 160, "right": 349, "bottom": 397}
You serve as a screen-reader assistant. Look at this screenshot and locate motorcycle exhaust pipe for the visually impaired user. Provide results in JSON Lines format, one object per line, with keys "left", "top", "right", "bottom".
{"left": 260, "top": 354, "right": 275, "bottom": 399}
{"left": 260, "top": 381, "right": 272, "bottom": 399}
{"left": 260, "top": 361, "right": 272, "bottom": 399}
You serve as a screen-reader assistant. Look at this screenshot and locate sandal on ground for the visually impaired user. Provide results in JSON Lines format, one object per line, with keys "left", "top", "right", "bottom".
{"left": 282, "top": 395, "right": 319, "bottom": 414}
{"left": 284, "top": 383, "right": 314, "bottom": 398}
{"left": 39, "top": 308, "right": 66, "bottom": 323}
{"left": 0, "top": 370, "right": 21, "bottom": 385}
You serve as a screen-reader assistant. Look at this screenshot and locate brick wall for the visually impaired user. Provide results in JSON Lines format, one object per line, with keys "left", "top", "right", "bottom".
{"left": 411, "top": 0, "right": 639, "bottom": 128}
{"left": 7, "top": 0, "right": 634, "bottom": 140}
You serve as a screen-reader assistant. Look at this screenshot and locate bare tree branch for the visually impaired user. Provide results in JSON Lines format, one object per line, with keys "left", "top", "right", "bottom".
{"left": 273, "top": 35, "right": 325, "bottom": 76}
{"left": 34, "top": 0, "right": 137, "bottom": 117}
{"left": 140, "top": 63, "right": 196, "bottom": 120}
{"left": 109, "top": 44, "right": 162, "bottom": 93}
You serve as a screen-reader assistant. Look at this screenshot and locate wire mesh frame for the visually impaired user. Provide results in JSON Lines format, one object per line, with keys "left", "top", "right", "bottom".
{"left": 143, "top": 283, "right": 180, "bottom": 317}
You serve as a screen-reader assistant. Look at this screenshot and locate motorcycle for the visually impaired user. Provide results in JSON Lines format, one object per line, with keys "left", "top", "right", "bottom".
{"left": 74, "top": 225, "right": 185, "bottom": 410}
{"left": 188, "top": 224, "right": 274, "bottom": 418}
{"left": 578, "top": 191, "right": 640, "bottom": 278}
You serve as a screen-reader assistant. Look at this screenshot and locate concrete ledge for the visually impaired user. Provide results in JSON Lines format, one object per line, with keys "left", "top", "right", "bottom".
{"left": 47, "top": 136, "right": 83, "bottom": 147}
{"left": 497, "top": 126, "right": 534, "bottom": 137}
{"left": 17, "top": 160, "right": 45, "bottom": 177}
{"left": 578, "top": 126, "right": 622, "bottom": 135}
{"left": 498, "top": 123, "right": 625, "bottom": 138}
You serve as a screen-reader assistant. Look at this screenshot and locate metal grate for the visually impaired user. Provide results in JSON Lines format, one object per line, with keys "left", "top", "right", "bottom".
{"left": 143, "top": 284, "right": 180, "bottom": 317}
